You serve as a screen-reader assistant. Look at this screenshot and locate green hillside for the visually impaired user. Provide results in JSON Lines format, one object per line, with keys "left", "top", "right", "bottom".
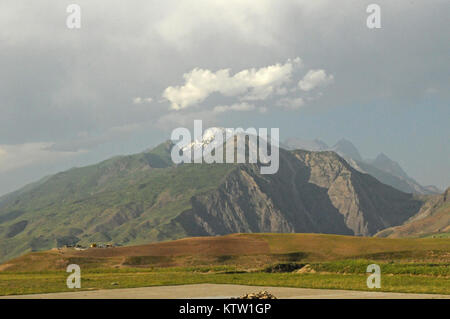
{"left": 0, "top": 142, "right": 235, "bottom": 263}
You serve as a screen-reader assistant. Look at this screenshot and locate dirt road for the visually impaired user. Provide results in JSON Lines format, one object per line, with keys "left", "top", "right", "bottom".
{"left": 2, "top": 284, "right": 449, "bottom": 299}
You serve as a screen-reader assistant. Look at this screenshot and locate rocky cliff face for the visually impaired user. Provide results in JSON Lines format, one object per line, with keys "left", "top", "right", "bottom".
{"left": 284, "top": 138, "right": 441, "bottom": 195}
{"left": 175, "top": 149, "right": 422, "bottom": 237}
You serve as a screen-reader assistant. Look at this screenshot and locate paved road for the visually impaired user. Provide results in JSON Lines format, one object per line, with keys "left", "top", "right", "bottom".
{"left": 2, "top": 284, "right": 449, "bottom": 299}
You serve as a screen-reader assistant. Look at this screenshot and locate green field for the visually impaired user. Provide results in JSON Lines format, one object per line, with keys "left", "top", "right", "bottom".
{"left": 1, "top": 234, "right": 448, "bottom": 296}
{"left": 1, "top": 259, "right": 449, "bottom": 296}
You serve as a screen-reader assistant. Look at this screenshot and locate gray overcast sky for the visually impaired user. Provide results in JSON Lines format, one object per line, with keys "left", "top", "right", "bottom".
{"left": 0, "top": 0, "right": 449, "bottom": 196}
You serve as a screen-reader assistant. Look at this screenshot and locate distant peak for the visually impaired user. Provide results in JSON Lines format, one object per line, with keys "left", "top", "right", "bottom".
{"left": 331, "top": 139, "right": 362, "bottom": 161}
{"left": 375, "top": 152, "right": 390, "bottom": 161}
{"left": 371, "top": 153, "right": 409, "bottom": 179}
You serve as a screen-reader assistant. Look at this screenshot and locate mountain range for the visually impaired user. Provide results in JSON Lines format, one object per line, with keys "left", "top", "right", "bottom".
{"left": 0, "top": 133, "right": 447, "bottom": 263}
{"left": 284, "top": 138, "right": 441, "bottom": 195}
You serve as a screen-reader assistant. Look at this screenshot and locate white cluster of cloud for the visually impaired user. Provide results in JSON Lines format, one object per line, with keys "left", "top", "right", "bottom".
{"left": 162, "top": 57, "right": 334, "bottom": 115}
{"left": 298, "top": 70, "right": 334, "bottom": 91}
{"left": 163, "top": 57, "right": 302, "bottom": 110}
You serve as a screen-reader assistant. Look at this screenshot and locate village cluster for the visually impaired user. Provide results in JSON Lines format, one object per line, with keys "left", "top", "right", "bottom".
{"left": 57, "top": 243, "right": 115, "bottom": 251}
